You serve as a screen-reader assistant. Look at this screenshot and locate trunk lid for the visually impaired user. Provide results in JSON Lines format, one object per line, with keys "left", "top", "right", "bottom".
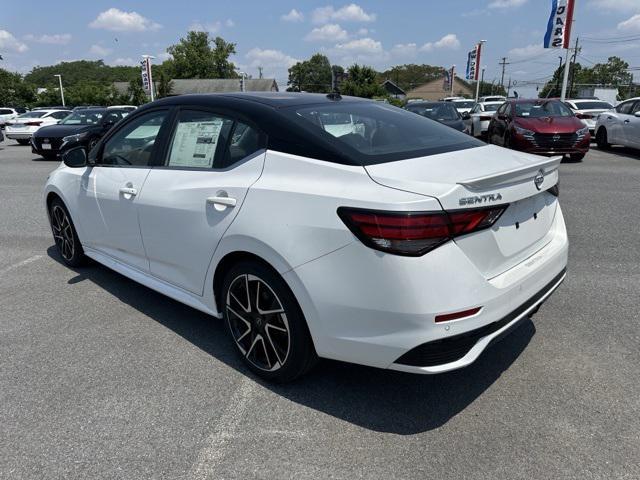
{"left": 365, "top": 145, "right": 561, "bottom": 278}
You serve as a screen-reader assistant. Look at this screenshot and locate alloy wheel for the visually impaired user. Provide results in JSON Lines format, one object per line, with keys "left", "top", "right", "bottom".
{"left": 226, "top": 274, "right": 291, "bottom": 372}
{"left": 51, "top": 205, "right": 75, "bottom": 261}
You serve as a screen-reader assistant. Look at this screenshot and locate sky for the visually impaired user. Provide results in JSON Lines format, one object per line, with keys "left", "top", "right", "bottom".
{"left": 2, "top": 0, "right": 640, "bottom": 97}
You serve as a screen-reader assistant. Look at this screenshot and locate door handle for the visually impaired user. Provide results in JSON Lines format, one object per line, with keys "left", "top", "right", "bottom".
{"left": 119, "top": 187, "right": 138, "bottom": 196}
{"left": 624, "top": 119, "right": 631, "bottom": 124}
{"left": 207, "top": 196, "right": 237, "bottom": 207}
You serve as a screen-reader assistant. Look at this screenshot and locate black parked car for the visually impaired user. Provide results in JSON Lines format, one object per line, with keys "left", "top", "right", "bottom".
{"left": 31, "top": 108, "right": 130, "bottom": 159}
{"left": 404, "top": 101, "right": 467, "bottom": 132}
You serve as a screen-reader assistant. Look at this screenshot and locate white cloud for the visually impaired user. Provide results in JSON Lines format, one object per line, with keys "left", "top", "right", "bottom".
{"left": 89, "top": 44, "right": 113, "bottom": 57}
{"left": 312, "top": 4, "right": 376, "bottom": 24}
{"left": 508, "top": 43, "right": 545, "bottom": 57}
{"left": 156, "top": 51, "right": 172, "bottom": 61}
{"left": 245, "top": 48, "right": 299, "bottom": 69}
{"left": 391, "top": 43, "right": 418, "bottom": 57}
{"left": 0, "top": 30, "right": 28, "bottom": 53}
{"left": 618, "top": 14, "right": 640, "bottom": 31}
{"left": 590, "top": 0, "right": 640, "bottom": 12}
{"left": 24, "top": 33, "right": 72, "bottom": 45}
{"left": 305, "top": 24, "right": 349, "bottom": 42}
{"left": 355, "top": 28, "right": 369, "bottom": 36}
{"left": 334, "top": 37, "right": 383, "bottom": 53}
{"left": 89, "top": 8, "right": 161, "bottom": 32}
{"left": 421, "top": 34, "right": 460, "bottom": 52}
{"left": 281, "top": 9, "right": 304, "bottom": 22}
{"left": 225, "top": 19, "right": 235, "bottom": 27}
{"left": 488, "top": 0, "right": 527, "bottom": 8}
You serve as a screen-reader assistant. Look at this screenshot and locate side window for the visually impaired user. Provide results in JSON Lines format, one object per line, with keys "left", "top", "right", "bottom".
{"left": 497, "top": 103, "right": 507, "bottom": 115}
{"left": 166, "top": 110, "right": 233, "bottom": 169}
{"left": 102, "top": 110, "right": 167, "bottom": 166}
{"left": 50, "top": 111, "right": 70, "bottom": 120}
{"left": 504, "top": 103, "right": 512, "bottom": 116}
{"left": 617, "top": 101, "right": 634, "bottom": 114}
{"left": 222, "top": 121, "right": 264, "bottom": 168}
{"left": 631, "top": 102, "right": 640, "bottom": 115}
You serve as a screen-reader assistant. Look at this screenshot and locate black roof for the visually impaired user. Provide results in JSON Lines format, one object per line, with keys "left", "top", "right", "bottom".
{"left": 147, "top": 92, "right": 368, "bottom": 109}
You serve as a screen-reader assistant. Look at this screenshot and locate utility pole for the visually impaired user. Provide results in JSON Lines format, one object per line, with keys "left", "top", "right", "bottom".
{"left": 555, "top": 56, "right": 563, "bottom": 96}
{"left": 560, "top": 1, "right": 577, "bottom": 102}
{"left": 53, "top": 74, "right": 65, "bottom": 107}
{"left": 258, "top": 66, "right": 263, "bottom": 79}
{"left": 568, "top": 37, "right": 580, "bottom": 99}
{"left": 499, "top": 57, "right": 509, "bottom": 88}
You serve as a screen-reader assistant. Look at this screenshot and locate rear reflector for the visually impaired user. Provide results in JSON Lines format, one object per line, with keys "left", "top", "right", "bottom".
{"left": 435, "top": 307, "right": 482, "bottom": 323}
{"left": 338, "top": 205, "right": 507, "bottom": 256}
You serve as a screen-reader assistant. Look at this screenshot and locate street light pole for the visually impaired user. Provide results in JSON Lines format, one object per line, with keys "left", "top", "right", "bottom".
{"left": 54, "top": 74, "right": 65, "bottom": 107}
{"left": 474, "top": 40, "right": 487, "bottom": 102}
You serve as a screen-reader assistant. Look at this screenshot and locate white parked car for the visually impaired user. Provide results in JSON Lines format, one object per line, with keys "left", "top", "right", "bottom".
{"left": 463, "top": 101, "right": 504, "bottom": 138}
{"left": 594, "top": 97, "right": 640, "bottom": 150}
{"left": 479, "top": 95, "right": 507, "bottom": 103}
{"left": 0, "top": 107, "right": 23, "bottom": 127}
{"left": 45, "top": 93, "right": 568, "bottom": 382}
{"left": 5, "top": 109, "right": 71, "bottom": 145}
{"left": 565, "top": 99, "right": 614, "bottom": 135}
{"left": 451, "top": 99, "right": 476, "bottom": 115}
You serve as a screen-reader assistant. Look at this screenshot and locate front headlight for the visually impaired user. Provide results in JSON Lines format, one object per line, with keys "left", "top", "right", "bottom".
{"left": 576, "top": 126, "right": 589, "bottom": 136}
{"left": 514, "top": 126, "right": 535, "bottom": 137}
{"left": 62, "top": 132, "right": 89, "bottom": 143}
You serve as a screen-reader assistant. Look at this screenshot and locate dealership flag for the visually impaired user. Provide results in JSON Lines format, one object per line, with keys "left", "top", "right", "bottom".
{"left": 140, "top": 57, "right": 152, "bottom": 92}
{"left": 465, "top": 43, "right": 482, "bottom": 81}
{"left": 544, "top": 0, "right": 575, "bottom": 48}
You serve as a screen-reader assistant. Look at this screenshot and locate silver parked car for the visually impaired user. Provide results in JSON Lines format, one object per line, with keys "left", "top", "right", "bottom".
{"left": 594, "top": 97, "right": 640, "bottom": 150}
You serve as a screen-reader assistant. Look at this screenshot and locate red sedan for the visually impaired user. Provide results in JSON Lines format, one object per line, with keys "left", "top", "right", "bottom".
{"left": 487, "top": 99, "right": 591, "bottom": 161}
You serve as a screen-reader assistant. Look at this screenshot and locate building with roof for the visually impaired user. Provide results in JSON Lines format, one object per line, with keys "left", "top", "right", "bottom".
{"left": 380, "top": 79, "right": 406, "bottom": 99}
{"left": 406, "top": 76, "right": 473, "bottom": 101}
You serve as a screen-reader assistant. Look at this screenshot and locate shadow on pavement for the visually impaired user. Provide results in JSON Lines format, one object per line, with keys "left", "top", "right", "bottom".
{"left": 47, "top": 245, "right": 534, "bottom": 435}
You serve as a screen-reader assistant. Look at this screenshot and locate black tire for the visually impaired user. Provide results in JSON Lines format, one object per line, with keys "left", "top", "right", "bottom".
{"left": 504, "top": 133, "right": 512, "bottom": 149}
{"left": 596, "top": 128, "right": 610, "bottom": 150}
{"left": 48, "top": 198, "right": 87, "bottom": 267}
{"left": 569, "top": 152, "right": 585, "bottom": 162}
{"left": 221, "top": 260, "right": 318, "bottom": 382}
{"left": 16, "top": 139, "right": 30, "bottom": 146}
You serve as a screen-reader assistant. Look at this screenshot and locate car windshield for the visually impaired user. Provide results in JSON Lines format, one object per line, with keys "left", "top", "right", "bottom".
{"left": 515, "top": 101, "right": 574, "bottom": 118}
{"left": 483, "top": 104, "right": 502, "bottom": 112}
{"left": 61, "top": 110, "right": 105, "bottom": 125}
{"left": 407, "top": 103, "right": 460, "bottom": 121}
{"left": 286, "top": 101, "right": 482, "bottom": 165}
{"left": 573, "top": 101, "right": 613, "bottom": 110}
{"left": 19, "top": 111, "right": 47, "bottom": 118}
{"left": 454, "top": 101, "right": 475, "bottom": 109}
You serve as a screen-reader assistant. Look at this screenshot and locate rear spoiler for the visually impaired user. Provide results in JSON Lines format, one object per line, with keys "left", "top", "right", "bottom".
{"left": 457, "top": 156, "right": 562, "bottom": 191}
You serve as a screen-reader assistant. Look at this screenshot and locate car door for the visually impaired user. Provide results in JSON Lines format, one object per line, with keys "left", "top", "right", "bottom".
{"left": 74, "top": 109, "right": 171, "bottom": 271}
{"left": 492, "top": 103, "right": 510, "bottom": 145}
{"left": 623, "top": 101, "right": 640, "bottom": 148}
{"left": 607, "top": 100, "right": 634, "bottom": 145}
{"left": 137, "top": 108, "right": 266, "bottom": 295}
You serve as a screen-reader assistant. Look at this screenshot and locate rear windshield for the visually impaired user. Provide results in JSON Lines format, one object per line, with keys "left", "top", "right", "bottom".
{"left": 572, "top": 101, "right": 613, "bottom": 110}
{"left": 285, "top": 101, "right": 482, "bottom": 165}
{"left": 453, "top": 101, "right": 475, "bottom": 109}
{"left": 19, "top": 111, "right": 47, "bottom": 118}
{"left": 406, "top": 103, "right": 461, "bottom": 121}
{"left": 515, "top": 101, "right": 574, "bottom": 118}
{"left": 483, "top": 104, "right": 502, "bottom": 112}
{"left": 0, "top": 109, "right": 14, "bottom": 115}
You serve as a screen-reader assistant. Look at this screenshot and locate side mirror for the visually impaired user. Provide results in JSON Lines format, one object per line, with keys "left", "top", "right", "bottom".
{"left": 62, "top": 147, "right": 88, "bottom": 168}
{"left": 462, "top": 112, "right": 471, "bottom": 120}
{"left": 634, "top": 111, "right": 640, "bottom": 118}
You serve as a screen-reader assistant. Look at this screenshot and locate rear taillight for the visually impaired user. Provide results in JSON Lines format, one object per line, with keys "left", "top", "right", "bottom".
{"left": 479, "top": 115, "right": 493, "bottom": 121}
{"left": 576, "top": 113, "right": 592, "bottom": 120}
{"left": 25, "top": 121, "right": 43, "bottom": 126}
{"left": 338, "top": 206, "right": 507, "bottom": 256}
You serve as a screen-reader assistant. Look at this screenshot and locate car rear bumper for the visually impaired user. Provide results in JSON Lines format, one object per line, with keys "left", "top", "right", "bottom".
{"left": 5, "top": 132, "right": 33, "bottom": 140}
{"left": 285, "top": 204, "right": 569, "bottom": 373}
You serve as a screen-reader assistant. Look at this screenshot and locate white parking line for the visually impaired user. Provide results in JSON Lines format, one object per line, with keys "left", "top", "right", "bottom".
{"left": 188, "top": 377, "right": 256, "bottom": 479}
{"left": 0, "top": 255, "right": 44, "bottom": 275}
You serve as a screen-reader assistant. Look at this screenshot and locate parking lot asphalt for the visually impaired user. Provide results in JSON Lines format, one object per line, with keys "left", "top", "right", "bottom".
{"left": 0, "top": 140, "right": 639, "bottom": 480}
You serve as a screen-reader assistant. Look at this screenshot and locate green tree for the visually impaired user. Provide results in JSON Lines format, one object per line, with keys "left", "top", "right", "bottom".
{"left": 287, "top": 54, "right": 333, "bottom": 92}
{"left": 157, "top": 70, "right": 173, "bottom": 98}
{"left": 166, "top": 31, "right": 237, "bottom": 79}
{"left": 0, "top": 69, "right": 36, "bottom": 106}
{"left": 24, "top": 60, "right": 138, "bottom": 88}
{"left": 341, "top": 64, "right": 385, "bottom": 98}
{"left": 127, "top": 78, "right": 148, "bottom": 105}
{"left": 377, "top": 64, "right": 445, "bottom": 92}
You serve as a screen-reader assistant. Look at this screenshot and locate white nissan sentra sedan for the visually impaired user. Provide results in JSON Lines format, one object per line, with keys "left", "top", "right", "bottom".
{"left": 45, "top": 93, "right": 568, "bottom": 382}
